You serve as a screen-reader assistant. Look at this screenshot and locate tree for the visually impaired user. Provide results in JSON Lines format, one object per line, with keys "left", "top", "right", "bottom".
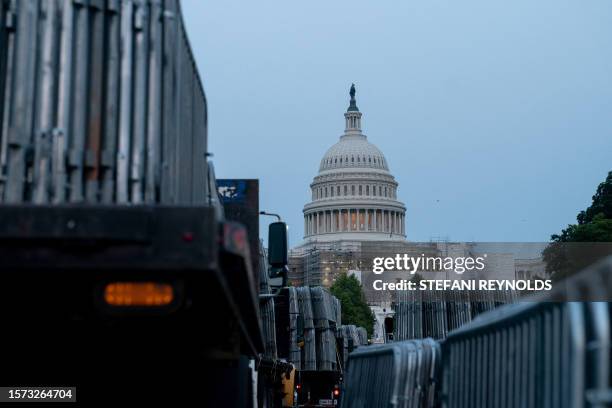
{"left": 543, "top": 171, "right": 612, "bottom": 280}
{"left": 330, "top": 274, "right": 375, "bottom": 337}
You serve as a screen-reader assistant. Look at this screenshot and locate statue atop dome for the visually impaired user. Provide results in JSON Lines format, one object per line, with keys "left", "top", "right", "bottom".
{"left": 347, "top": 83, "right": 359, "bottom": 112}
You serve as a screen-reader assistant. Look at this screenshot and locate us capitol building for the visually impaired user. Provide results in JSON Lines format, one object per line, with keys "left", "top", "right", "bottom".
{"left": 288, "top": 85, "right": 546, "bottom": 342}
{"left": 289, "top": 85, "right": 424, "bottom": 298}
{"left": 303, "top": 84, "right": 406, "bottom": 242}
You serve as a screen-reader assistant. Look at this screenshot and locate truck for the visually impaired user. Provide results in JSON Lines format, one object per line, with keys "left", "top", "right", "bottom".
{"left": 0, "top": 0, "right": 288, "bottom": 405}
{"left": 272, "top": 285, "right": 368, "bottom": 407}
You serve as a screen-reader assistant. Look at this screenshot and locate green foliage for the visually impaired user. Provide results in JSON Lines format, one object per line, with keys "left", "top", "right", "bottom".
{"left": 330, "top": 274, "right": 375, "bottom": 337}
{"left": 544, "top": 171, "right": 612, "bottom": 280}
{"left": 576, "top": 171, "right": 612, "bottom": 225}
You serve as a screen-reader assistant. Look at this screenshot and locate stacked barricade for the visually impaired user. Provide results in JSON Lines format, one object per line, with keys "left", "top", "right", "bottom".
{"left": 337, "top": 324, "right": 368, "bottom": 367}
{"left": 296, "top": 287, "right": 317, "bottom": 370}
{"left": 395, "top": 289, "right": 516, "bottom": 341}
{"left": 286, "top": 286, "right": 370, "bottom": 373}
{"left": 340, "top": 338, "right": 441, "bottom": 408}
{"left": 357, "top": 327, "right": 368, "bottom": 346}
{"left": 0, "top": 0, "right": 208, "bottom": 205}
{"left": 287, "top": 287, "right": 302, "bottom": 367}
{"left": 310, "top": 287, "right": 339, "bottom": 371}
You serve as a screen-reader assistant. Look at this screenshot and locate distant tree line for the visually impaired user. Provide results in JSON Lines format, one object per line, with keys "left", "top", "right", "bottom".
{"left": 544, "top": 171, "right": 612, "bottom": 280}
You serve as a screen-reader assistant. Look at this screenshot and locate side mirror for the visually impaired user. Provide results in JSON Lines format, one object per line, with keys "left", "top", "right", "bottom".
{"left": 268, "top": 222, "right": 288, "bottom": 268}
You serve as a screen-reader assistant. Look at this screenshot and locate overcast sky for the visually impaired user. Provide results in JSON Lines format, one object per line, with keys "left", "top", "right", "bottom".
{"left": 182, "top": 0, "right": 612, "bottom": 246}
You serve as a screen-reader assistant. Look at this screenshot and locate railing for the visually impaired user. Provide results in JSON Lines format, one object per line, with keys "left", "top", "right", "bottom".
{"left": 441, "top": 257, "right": 612, "bottom": 408}
{"left": 342, "top": 257, "right": 612, "bottom": 407}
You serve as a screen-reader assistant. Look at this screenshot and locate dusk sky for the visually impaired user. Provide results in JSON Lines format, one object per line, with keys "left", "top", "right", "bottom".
{"left": 182, "top": 1, "right": 612, "bottom": 246}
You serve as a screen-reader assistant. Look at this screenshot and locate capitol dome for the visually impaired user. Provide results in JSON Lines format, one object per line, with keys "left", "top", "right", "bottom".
{"left": 319, "top": 135, "right": 389, "bottom": 172}
{"left": 303, "top": 85, "right": 406, "bottom": 242}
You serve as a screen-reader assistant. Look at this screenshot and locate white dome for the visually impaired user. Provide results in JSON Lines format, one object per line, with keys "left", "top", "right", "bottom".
{"left": 302, "top": 86, "right": 406, "bottom": 243}
{"left": 319, "top": 134, "right": 389, "bottom": 172}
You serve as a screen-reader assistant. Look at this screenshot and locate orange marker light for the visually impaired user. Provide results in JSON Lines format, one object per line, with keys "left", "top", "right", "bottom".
{"left": 104, "top": 282, "right": 174, "bottom": 307}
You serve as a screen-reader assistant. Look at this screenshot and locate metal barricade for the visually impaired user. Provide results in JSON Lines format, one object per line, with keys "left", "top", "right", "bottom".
{"left": 341, "top": 338, "right": 442, "bottom": 408}
{"left": 441, "top": 257, "right": 612, "bottom": 408}
{"left": 0, "top": 0, "right": 208, "bottom": 205}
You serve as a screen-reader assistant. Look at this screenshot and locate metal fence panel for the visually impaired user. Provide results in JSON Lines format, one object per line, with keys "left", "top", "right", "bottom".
{"left": 341, "top": 339, "right": 441, "bottom": 408}
{"left": 0, "top": 0, "right": 208, "bottom": 205}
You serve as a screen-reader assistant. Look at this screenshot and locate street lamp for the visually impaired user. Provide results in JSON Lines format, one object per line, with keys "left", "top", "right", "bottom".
{"left": 260, "top": 211, "right": 282, "bottom": 221}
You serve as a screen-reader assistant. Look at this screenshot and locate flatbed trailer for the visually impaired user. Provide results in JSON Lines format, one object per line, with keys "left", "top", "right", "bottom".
{"left": 0, "top": 203, "right": 263, "bottom": 404}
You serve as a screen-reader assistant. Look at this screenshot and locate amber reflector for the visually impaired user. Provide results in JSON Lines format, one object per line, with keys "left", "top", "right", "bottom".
{"left": 104, "top": 282, "right": 174, "bottom": 307}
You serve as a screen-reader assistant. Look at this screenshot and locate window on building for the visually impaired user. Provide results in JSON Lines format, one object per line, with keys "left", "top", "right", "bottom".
{"left": 366, "top": 185, "right": 369, "bottom": 195}
{"left": 351, "top": 185, "right": 355, "bottom": 195}
{"left": 344, "top": 185, "right": 347, "bottom": 195}
{"left": 337, "top": 186, "right": 340, "bottom": 195}
{"left": 359, "top": 185, "right": 362, "bottom": 195}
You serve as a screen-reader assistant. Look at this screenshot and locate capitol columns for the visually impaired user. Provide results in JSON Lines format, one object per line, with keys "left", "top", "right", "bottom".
{"left": 334, "top": 210, "right": 338, "bottom": 232}
{"left": 394, "top": 212, "right": 398, "bottom": 234}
